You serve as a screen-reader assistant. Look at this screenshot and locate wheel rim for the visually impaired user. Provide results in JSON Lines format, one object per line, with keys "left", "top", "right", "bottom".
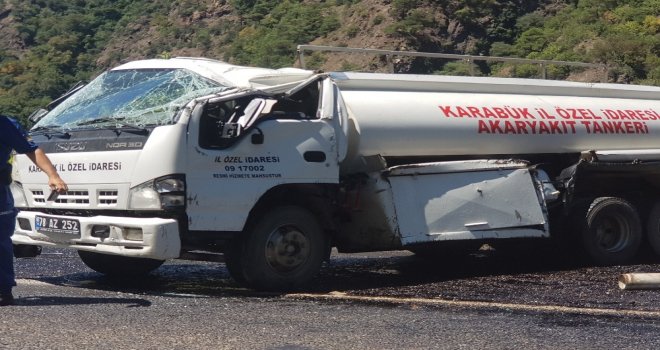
{"left": 264, "top": 225, "right": 310, "bottom": 273}
{"left": 593, "top": 213, "right": 631, "bottom": 253}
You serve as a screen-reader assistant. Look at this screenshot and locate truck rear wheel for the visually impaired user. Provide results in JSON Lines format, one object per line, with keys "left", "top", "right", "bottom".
{"left": 78, "top": 251, "right": 165, "bottom": 276}
{"left": 578, "top": 197, "right": 642, "bottom": 265}
{"left": 239, "top": 206, "right": 328, "bottom": 291}
{"left": 644, "top": 201, "right": 660, "bottom": 257}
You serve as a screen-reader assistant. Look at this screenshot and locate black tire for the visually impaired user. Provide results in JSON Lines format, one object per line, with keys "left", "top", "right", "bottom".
{"left": 239, "top": 206, "right": 328, "bottom": 291}
{"left": 224, "top": 236, "right": 247, "bottom": 284}
{"left": 78, "top": 250, "right": 164, "bottom": 276}
{"left": 578, "top": 197, "right": 642, "bottom": 265}
{"left": 645, "top": 201, "right": 660, "bottom": 257}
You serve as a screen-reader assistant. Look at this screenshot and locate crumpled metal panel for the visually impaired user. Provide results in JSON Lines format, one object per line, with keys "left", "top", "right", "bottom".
{"left": 387, "top": 164, "right": 548, "bottom": 245}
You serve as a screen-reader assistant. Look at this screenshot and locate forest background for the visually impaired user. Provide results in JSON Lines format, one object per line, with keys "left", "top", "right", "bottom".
{"left": 0, "top": 0, "right": 658, "bottom": 125}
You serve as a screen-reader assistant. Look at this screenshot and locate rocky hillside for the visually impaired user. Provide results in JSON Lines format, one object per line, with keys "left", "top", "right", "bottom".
{"left": 0, "top": 0, "right": 658, "bottom": 123}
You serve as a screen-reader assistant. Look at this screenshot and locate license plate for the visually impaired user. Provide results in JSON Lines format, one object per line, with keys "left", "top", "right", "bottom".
{"left": 35, "top": 215, "right": 80, "bottom": 235}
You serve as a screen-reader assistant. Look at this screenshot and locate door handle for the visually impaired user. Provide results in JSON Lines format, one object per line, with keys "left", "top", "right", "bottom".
{"left": 303, "top": 151, "right": 326, "bottom": 163}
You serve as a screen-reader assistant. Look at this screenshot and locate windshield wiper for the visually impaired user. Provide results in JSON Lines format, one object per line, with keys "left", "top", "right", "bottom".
{"left": 30, "top": 125, "right": 71, "bottom": 139}
{"left": 76, "top": 117, "right": 149, "bottom": 135}
{"left": 46, "top": 81, "right": 86, "bottom": 110}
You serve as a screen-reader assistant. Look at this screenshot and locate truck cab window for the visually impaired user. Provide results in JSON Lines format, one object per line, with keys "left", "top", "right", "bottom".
{"left": 270, "top": 84, "right": 320, "bottom": 119}
{"left": 199, "top": 101, "right": 235, "bottom": 149}
{"left": 198, "top": 83, "right": 321, "bottom": 150}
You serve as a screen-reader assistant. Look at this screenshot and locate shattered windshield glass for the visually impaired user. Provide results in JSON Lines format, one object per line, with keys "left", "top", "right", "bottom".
{"left": 34, "top": 69, "right": 227, "bottom": 130}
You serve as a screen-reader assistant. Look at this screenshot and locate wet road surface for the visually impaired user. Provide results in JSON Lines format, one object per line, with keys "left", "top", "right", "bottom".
{"left": 13, "top": 244, "right": 660, "bottom": 313}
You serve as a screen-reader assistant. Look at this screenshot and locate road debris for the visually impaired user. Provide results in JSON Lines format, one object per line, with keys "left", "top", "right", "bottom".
{"left": 619, "top": 273, "right": 660, "bottom": 290}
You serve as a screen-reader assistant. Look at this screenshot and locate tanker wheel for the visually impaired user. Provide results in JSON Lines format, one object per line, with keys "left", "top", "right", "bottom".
{"left": 78, "top": 250, "right": 164, "bottom": 276}
{"left": 644, "top": 201, "right": 660, "bottom": 257}
{"left": 240, "top": 206, "right": 328, "bottom": 291}
{"left": 578, "top": 197, "right": 642, "bottom": 266}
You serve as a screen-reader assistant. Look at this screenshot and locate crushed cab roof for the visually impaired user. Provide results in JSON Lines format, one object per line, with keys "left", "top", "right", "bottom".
{"left": 112, "top": 57, "right": 314, "bottom": 90}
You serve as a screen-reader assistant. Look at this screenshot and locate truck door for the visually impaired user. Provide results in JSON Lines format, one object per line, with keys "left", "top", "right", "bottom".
{"left": 185, "top": 82, "right": 341, "bottom": 233}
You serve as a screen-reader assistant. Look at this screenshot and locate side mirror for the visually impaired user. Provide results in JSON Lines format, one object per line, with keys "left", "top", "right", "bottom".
{"left": 251, "top": 128, "right": 264, "bottom": 144}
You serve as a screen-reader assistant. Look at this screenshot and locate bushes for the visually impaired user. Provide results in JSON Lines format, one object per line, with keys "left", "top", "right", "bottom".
{"left": 434, "top": 61, "right": 482, "bottom": 76}
{"left": 504, "top": 0, "right": 659, "bottom": 84}
{"left": 229, "top": 1, "right": 340, "bottom": 68}
{"left": 1, "top": 0, "right": 659, "bottom": 125}
{"left": 385, "top": 9, "right": 435, "bottom": 36}
{"left": 1, "top": 0, "right": 135, "bottom": 124}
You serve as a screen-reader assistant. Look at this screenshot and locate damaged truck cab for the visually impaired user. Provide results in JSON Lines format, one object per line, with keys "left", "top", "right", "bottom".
{"left": 11, "top": 58, "right": 347, "bottom": 288}
{"left": 10, "top": 57, "right": 660, "bottom": 291}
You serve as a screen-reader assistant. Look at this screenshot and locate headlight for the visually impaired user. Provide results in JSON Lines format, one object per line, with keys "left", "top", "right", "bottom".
{"left": 10, "top": 181, "right": 28, "bottom": 207}
{"left": 129, "top": 175, "right": 186, "bottom": 210}
{"left": 156, "top": 177, "right": 186, "bottom": 208}
{"left": 129, "top": 180, "right": 160, "bottom": 209}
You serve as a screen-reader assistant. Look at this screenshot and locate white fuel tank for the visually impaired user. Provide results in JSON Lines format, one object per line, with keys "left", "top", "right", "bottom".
{"left": 332, "top": 72, "right": 660, "bottom": 160}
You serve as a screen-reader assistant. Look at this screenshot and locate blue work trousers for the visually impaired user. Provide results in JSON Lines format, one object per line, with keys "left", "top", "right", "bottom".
{"left": 0, "top": 211, "right": 17, "bottom": 294}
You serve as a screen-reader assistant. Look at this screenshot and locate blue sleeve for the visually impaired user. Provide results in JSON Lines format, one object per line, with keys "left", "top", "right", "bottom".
{"left": 0, "top": 116, "right": 39, "bottom": 154}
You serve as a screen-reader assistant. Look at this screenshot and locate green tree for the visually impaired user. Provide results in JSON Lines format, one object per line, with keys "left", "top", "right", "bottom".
{"left": 230, "top": 1, "right": 340, "bottom": 68}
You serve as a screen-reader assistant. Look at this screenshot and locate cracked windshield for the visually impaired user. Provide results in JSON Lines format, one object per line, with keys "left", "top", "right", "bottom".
{"left": 34, "top": 69, "right": 227, "bottom": 130}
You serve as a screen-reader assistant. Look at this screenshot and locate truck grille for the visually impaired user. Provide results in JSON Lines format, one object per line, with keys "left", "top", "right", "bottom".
{"left": 31, "top": 190, "right": 118, "bottom": 206}
{"left": 98, "top": 190, "right": 119, "bottom": 206}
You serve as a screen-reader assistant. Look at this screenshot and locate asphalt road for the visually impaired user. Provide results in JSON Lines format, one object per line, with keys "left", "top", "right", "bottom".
{"left": 2, "top": 246, "right": 660, "bottom": 349}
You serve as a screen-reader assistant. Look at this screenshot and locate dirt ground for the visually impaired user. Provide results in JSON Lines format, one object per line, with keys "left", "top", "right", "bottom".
{"left": 313, "top": 243, "right": 660, "bottom": 312}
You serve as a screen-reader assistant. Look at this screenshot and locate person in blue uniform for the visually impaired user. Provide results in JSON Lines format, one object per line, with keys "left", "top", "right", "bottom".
{"left": 1, "top": 115, "right": 67, "bottom": 306}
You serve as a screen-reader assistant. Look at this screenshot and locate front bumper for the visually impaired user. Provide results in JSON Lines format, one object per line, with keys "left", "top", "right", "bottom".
{"left": 11, "top": 210, "right": 181, "bottom": 260}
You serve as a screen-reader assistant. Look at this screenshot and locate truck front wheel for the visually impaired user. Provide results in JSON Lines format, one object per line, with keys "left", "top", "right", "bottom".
{"left": 238, "top": 206, "right": 328, "bottom": 291}
{"left": 78, "top": 251, "right": 165, "bottom": 276}
{"left": 578, "top": 197, "right": 642, "bottom": 265}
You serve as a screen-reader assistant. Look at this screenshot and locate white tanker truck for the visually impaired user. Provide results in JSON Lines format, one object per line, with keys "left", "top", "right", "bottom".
{"left": 9, "top": 57, "right": 660, "bottom": 290}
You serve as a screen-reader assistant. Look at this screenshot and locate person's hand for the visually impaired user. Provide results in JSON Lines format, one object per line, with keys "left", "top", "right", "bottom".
{"left": 48, "top": 175, "right": 68, "bottom": 193}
